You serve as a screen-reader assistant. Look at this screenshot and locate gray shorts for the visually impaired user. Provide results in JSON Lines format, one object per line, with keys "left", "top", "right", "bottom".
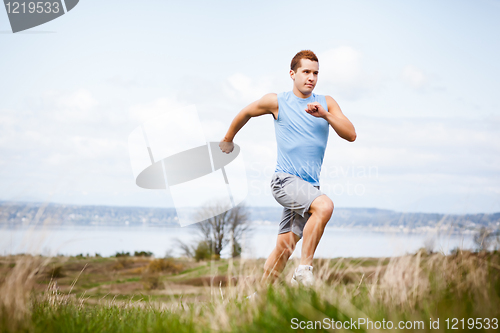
{"left": 270, "top": 172, "right": 323, "bottom": 238}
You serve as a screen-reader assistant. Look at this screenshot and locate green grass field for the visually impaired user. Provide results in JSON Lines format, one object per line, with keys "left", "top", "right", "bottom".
{"left": 1, "top": 250, "right": 499, "bottom": 332}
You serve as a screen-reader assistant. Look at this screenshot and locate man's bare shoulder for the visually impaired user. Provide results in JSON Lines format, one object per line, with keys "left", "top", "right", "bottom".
{"left": 259, "top": 93, "right": 278, "bottom": 109}
{"left": 325, "top": 95, "right": 341, "bottom": 112}
{"left": 325, "top": 95, "right": 338, "bottom": 106}
{"left": 258, "top": 93, "right": 279, "bottom": 119}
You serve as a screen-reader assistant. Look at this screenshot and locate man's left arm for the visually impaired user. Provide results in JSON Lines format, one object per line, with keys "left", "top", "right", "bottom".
{"left": 305, "top": 96, "right": 356, "bottom": 142}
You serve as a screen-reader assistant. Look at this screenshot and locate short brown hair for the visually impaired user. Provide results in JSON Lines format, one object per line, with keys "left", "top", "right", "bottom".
{"left": 290, "top": 50, "right": 318, "bottom": 72}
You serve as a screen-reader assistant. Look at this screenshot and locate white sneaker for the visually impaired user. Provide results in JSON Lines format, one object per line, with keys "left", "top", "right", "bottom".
{"left": 291, "top": 266, "right": 314, "bottom": 288}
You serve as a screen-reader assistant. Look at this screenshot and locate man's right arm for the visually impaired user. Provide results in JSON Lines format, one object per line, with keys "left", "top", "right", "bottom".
{"left": 219, "top": 93, "right": 278, "bottom": 153}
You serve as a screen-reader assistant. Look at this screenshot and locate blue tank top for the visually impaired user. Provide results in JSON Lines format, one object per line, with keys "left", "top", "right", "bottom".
{"left": 274, "top": 91, "right": 330, "bottom": 185}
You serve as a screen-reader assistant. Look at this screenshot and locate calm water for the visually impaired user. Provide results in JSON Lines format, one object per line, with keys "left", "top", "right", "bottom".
{"left": 0, "top": 225, "right": 474, "bottom": 259}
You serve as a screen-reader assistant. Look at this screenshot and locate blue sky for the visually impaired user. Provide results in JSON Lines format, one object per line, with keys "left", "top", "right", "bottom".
{"left": 1, "top": 0, "right": 499, "bottom": 214}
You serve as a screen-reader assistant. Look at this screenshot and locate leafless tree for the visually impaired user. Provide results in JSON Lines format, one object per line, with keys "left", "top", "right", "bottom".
{"left": 195, "top": 201, "right": 251, "bottom": 258}
{"left": 175, "top": 238, "right": 194, "bottom": 258}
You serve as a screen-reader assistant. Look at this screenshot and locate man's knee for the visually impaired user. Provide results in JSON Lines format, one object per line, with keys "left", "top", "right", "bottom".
{"left": 276, "top": 242, "right": 295, "bottom": 258}
{"left": 309, "top": 195, "right": 334, "bottom": 220}
{"left": 277, "top": 246, "right": 293, "bottom": 259}
{"left": 276, "top": 234, "right": 298, "bottom": 258}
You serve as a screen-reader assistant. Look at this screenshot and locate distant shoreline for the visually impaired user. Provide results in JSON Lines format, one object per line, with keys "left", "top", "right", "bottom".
{"left": 1, "top": 202, "right": 499, "bottom": 235}
{"left": 0, "top": 222, "right": 491, "bottom": 235}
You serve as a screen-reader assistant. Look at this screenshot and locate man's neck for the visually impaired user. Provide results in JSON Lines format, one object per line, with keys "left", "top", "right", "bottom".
{"left": 292, "top": 86, "right": 312, "bottom": 99}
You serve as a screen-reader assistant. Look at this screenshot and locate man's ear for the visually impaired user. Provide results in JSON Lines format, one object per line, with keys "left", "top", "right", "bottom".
{"left": 290, "top": 69, "right": 295, "bottom": 80}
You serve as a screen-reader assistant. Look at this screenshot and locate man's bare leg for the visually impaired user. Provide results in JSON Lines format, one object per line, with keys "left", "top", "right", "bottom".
{"left": 300, "top": 195, "right": 334, "bottom": 266}
{"left": 261, "top": 231, "right": 300, "bottom": 283}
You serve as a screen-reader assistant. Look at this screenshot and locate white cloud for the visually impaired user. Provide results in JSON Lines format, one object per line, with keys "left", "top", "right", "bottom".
{"left": 55, "top": 89, "right": 98, "bottom": 110}
{"left": 200, "top": 119, "right": 227, "bottom": 141}
{"left": 37, "top": 89, "right": 105, "bottom": 125}
{"left": 318, "top": 46, "right": 373, "bottom": 100}
{"left": 0, "top": 89, "right": 132, "bottom": 198}
{"left": 401, "top": 65, "right": 427, "bottom": 90}
{"left": 223, "top": 73, "right": 275, "bottom": 104}
{"left": 68, "top": 136, "right": 127, "bottom": 160}
{"left": 325, "top": 116, "right": 500, "bottom": 174}
{"left": 320, "top": 46, "right": 362, "bottom": 83}
{"left": 317, "top": 116, "right": 500, "bottom": 211}
{"left": 128, "top": 97, "right": 188, "bottom": 126}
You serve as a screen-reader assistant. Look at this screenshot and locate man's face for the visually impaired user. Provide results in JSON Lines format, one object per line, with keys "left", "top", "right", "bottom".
{"left": 290, "top": 59, "right": 319, "bottom": 96}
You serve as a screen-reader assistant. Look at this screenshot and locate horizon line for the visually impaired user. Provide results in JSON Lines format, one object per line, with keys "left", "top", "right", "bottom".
{"left": 1, "top": 199, "right": 499, "bottom": 216}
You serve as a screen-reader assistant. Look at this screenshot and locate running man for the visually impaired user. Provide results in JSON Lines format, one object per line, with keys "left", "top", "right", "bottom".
{"left": 219, "top": 50, "right": 356, "bottom": 287}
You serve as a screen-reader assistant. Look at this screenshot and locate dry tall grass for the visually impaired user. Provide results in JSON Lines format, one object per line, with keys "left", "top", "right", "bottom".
{"left": 0, "top": 249, "right": 499, "bottom": 332}
{"left": 0, "top": 255, "right": 46, "bottom": 331}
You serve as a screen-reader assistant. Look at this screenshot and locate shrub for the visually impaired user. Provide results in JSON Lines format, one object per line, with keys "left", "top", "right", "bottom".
{"left": 47, "top": 265, "right": 64, "bottom": 278}
{"left": 194, "top": 241, "right": 214, "bottom": 262}
{"left": 112, "top": 258, "right": 132, "bottom": 270}
{"left": 147, "top": 259, "right": 183, "bottom": 274}
{"left": 134, "top": 251, "right": 153, "bottom": 257}
{"left": 141, "top": 273, "right": 160, "bottom": 290}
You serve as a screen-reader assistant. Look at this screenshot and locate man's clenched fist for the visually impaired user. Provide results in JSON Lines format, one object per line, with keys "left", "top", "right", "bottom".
{"left": 305, "top": 102, "right": 329, "bottom": 118}
{"left": 219, "top": 140, "right": 234, "bottom": 154}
